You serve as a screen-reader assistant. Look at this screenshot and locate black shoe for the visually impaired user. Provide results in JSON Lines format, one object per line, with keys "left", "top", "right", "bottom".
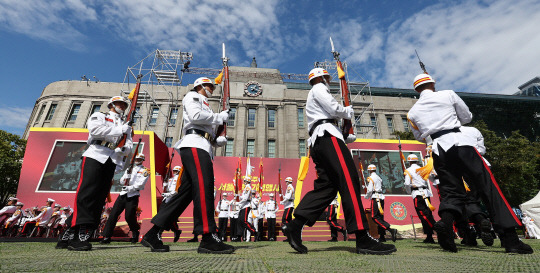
{"left": 269, "top": 238, "right": 275, "bottom": 241}
{"left": 328, "top": 237, "right": 338, "bottom": 242}
{"left": 130, "top": 231, "right": 140, "bottom": 244}
{"left": 480, "top": 220, "right": 494, "bottom": 246}
{"left": 141, "top": 232, "right": 170, "bottom": 252}
{"left": 505, "top": 241, "right": 534, "bottom": 254}
{"left": 423, "top": 237, "right": 436, "bottom": 244}
{"left": 187, "top": 236, "right": 198, "bottom": 242}
{"left": 462, "top": 227, "right": 477, "bottom": 247}
{"left": 198, "top": 233, "right": 235, "bottom": 254}
{"left": 389, "top": 228, "right": 398, "bottom": 242}
{"left": 282, "top": 223, "right": 307, "bottom": 254}
{"left": 173, "top": 230, "right": 182, "bottom": 243}
{"left": 356, "top": 234, "right": 397, "bottom": 255}
{"left": 434, "top": 221, "right": 457, "bottom": 253}
{"left": 56, "top": 228, "right": 73, "bottom": 249}
{"left": 342, "top": 229, "right": 348, "bottom": 241}
{"left": 100, "top": 237, "right": 111, "bottom": 244}
{"left": 68, "top": 226, "right": 92, "bottom": 251}
{"left": 378, "top": 236, "right": 386, "bottom": 242}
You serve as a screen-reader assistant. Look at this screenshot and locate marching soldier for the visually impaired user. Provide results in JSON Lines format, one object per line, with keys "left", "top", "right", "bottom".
{"left": 162, "top": 166, "right": 183, "bottom": 242}
{"left": 407, "top": 73, "right": 532, "bottom": 254}
{"left": 56, "top": 95, "right": 133, "bottom": 251}
{"left": 257, "top": 195, "right": 266, "bottom": 241}
{"left": 365, "top": 165, "right": 398, "bottom": 242}
{"left": 101, "top": 153, "right": 149, "bottom": 244}
{"left": 216, "top": 192, "right": 231, "bottom": 241}
{"left": 280, "top": 177, "right": 295, "bottom": 229}
{"left": 282, "top": 68, "right": 396, "bottom": 255}
{"left": 403, "top": 154, "right": 436, "bottom": 243}
{"left": 327, "top": 196, "right": 347, "bottom": 242}
{"left": 229, "top": 199, "right": 240, "bottom": 241}
{"left": 141, "top": 77, "right": 234, "bottom": 254}
{"left": 265, "top": 193, "right": 278, "bottom": 241}
{"left": 237, "top": 177, "right": 257, "bottom": 242}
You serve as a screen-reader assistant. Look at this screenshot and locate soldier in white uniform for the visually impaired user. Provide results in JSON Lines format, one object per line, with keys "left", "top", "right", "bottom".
{"left": 236, "top": 177, "right": 257, "bottom": 241}
{"left": 101, "top": 153, "right": 149, "bottom": 244}
{"left": 56, "top": 95, "right": 133, "bottom": 251}
{"left": 216, "top": 192, "right": 231, "bottom": 241}
{"left": 257, "top": 196, "right": 266, "bottom": 241}
{"left": 280, "top": 177, "right": 295, "bottom": 230}
{"left": 160, "top": 165, "right": 182, "bottom": 242}
{"left": 142, "top": 77, "right": 234, "bottom": 254}
{"left": 229, "top": 199, "right": 240, "bottom": 241}
{"left": 283, "top": 68, "right": 395, "bottom": 255}
{"left": 522, "top": 213, "right": 539, "bottom": 239}
{"left": 265, "top": 193, "right": 279, "bottom": 241}
{"left": 247, "top": 190, "right": 261, "bottom": 241}
{"left": 404, "top": 154, "right": 436, "bottom": 243}
{"left": 365, "top": 165, "right": 398, "bottom": 242}
{"left": 0, "top": 197, "right": 18, "bottom": 225}
{"left": 327, "top": 196, "right": 347, "bottom": 242}
{"left": 2, "top": 202, "right": 24, "bottom": 233}
{"left": 407, "top": 73, "right": 531, "bottom": 254}
{"left": 28, "top": 198, "right": 55, "bottom": 228}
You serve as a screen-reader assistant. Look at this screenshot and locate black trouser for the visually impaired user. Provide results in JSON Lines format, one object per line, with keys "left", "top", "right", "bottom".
{"left": 218, "top": 217, "right": 228, "bottom": 239}
{"left": 433, "top": 145, "right": 521, "bottom": 229}
{"left": 371, "top": 199, "right": 390, "bottom": 236}
{"left": 282, "top": 207, "right": 294, "bottom": 225}
{"left": 102, "top": 194, "right": 140, "bottom": 238}
{"left": 230, "top": 218, "right": 238, "bottom": 238}
{"left": 413, "top": 196, "right": 435, "bottom": 235}
{"left": 267, "top": 218, "right": 276, "bottom": 239}
{"left": 151, "top": 148, "right": 217, "bottom": 235}
{"left": 237, "top": 207, "right": 256, "bottom": 236}
{"left": 463, "top": 173, "right": 489, "bottom": 222}
{"left": 327, "top": 206, "right": 345, "bottom": 238}
{"left": 69, "top": 157, "right": 116, "bottom": 229}
{"left": 294, "top": 134, "right": 369, "bottom": 233}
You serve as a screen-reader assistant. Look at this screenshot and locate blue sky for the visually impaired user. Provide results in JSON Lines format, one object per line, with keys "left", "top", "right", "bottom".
{"left": 1, "top": 0, "right": 539, "bottom": 136}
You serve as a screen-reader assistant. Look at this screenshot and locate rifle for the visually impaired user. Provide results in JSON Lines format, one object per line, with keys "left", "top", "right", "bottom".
{"left": 415, "top": 49, "right": 429, "bottom": 74}
{"left": 358, "top": 156, "right": 368, "bottom": 194}
{"left": 258, "top": 157, "right": 264, "bottom": 196}
{"left": 214, "top": 43, "right": 230, "bottom": 143}
{"left": 278, "top": 162, "right": 284, "bottom": 201}
{"left": 163, "top": 150, "right": 175, "bottom": 190}
{"left": 234, "top": 157, "right": 241, "bottom": 202}
{"left": 397, "top": 136, "right": 407, "bottom": 174}
{"left": 330, "top": 37, "right": 354, "bottom": 138}
{"left": 116, "top": 74, "right": 142, "bottom": 149}
{"left": 123, "top": 138, "right": 142, "bottom": 186}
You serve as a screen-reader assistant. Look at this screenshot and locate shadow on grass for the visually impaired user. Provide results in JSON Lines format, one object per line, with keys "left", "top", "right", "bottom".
{"left": 307, "top": 246, "right": 356, "bottom": 253}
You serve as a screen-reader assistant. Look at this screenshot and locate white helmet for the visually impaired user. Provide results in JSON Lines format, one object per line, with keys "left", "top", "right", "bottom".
{"left": 193, "top": 77, "right": 215, "bottom": 90}
{"left": 173, "top": 166, "right": 181, "bottom": 172}
{"left": 135, "top": 153, "right": 145, "bottom": 160}
{"left": 413, "top": 74, "right": 435, "bottom": 89}
{"left": 308, "top": 68, "right": 331, "bottom": 85}
{"left": 16, "top": 202, "right": 24, "bottom": 206}
{"left": 251, "top": 189, "right": 257, "bottom": 194}
{"left": 107, "top": 96, "right": 129, "bottom": 108}
{"left": 269, "top": 193, "right": 274, "bottom": 197}
{"left": 222, "top": 192, "right": 228, "bottom": 196}
{"left": 407, "top": 154, "right": 419, "bottom": 162}
{"left": 244, "top": 176, "right": 252, "bottom": 183}
{"left": 367, "top": 164, "right": 377, "bottom": 171}
{"left": 285, "top": 177, "right": 293, "bottom": 183}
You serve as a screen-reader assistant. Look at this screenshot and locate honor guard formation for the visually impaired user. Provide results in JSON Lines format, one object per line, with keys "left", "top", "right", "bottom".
{"left": 2, "top": 42, "right": 536, "bottom": 258}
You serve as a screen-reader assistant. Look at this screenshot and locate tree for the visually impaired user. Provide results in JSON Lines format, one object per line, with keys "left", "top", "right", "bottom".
{"left": 0, "top": 130, "right": 26, "bottom": 206}
{"left": 392, "top": 130, "right": 416, "bottom": 141}
{"left": 472, "top": 121, "right": 540, "bottom": 207}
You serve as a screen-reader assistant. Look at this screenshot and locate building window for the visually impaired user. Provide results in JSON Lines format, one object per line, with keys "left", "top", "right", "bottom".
{"left": 402, "top": 117, "right": 409, "bottom": 132}
{"left": 150, "top": 107, "right": 159, "bottom": 125}
{"left": 371, "top": 116, "right": 378, "bottom": 133}
{"left": 45, "top": 104, "right": 57, "bottom": 121}
{"left": 91, "top": 104, "right": 101, "bottom": 115}
{"left": 299, "top": 139, "right": 307, "bottom": 157}
{"left": 67, "top": 104, "right": 81, "bottom": 122}
{"left": 227, "top": 108, "right": 236, "bottom": 127}
{"left": 386, "top": 116, "right": 394, "bottom": 133}
{"left": 132, "top": 106, "right": 141, "bottom": 124}
{"left": 35, "top": 104, "right": 46, "bottom": 124}
{"left": 169, "top": 108, "right": 178, "bottom": 125}
{"left": 298, "top": 108, "right": 305, "bottom": 128}
{"left": 246, "top": 139, "right": 255, "bottom": 157}
{"left": 165, "top": 137, "right": 173, "bottom": 148}
{"left": 225, "top": 139, "right": 234, "bottom": 157}
{"left": 248, "top": 108, "right": 256, "bottom": 127}
{"left": 267, "top": 140, "right": 276, "bottom": 158}
{"left": 268, "top": 109, "right": 276, "bottom": 128}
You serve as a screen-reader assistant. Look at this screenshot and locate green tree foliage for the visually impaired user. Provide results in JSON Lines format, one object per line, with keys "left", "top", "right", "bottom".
{"left": 392, "top": 130, "right": 416, "bottom": 140}
{"left": 472, "top": 121, "right": 540, "bottom": 207}
{"left": 0, "top": 130, "right": 26, "bottom": 206}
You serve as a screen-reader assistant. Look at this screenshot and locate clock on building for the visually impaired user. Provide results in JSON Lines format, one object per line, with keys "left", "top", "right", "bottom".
{"left": 244, "top": 81, "right": 263, "bottom": 97}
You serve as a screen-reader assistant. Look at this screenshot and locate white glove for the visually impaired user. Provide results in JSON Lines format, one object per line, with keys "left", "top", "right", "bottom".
{"left": 216, "top": 136, "right": 227, "bottom": 147}
{"left": 114, "top": 147, "right": 124, "bottom": 154}
{"left": 122, "top": 124, "right": 131, "bottom": 134}
{"left": 346, "top": 134, "right": 356, "bottom": 144}
{"left": 115, "top": 164, "right": 125, "bottom": 173}
{"left": 344, "top": 106, "right": 354, "bottom": 120}
{"left": 122, "top": 186, "right": 131, "bottom": 192}
{"left": 162, "top": 193, "right": 170, "bottom": 198}
{"left": 218, "top": 110, "right": 229, "bottom": 122}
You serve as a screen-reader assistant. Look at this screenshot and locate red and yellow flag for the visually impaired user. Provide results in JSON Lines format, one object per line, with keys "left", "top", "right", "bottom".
{"left": 259, "top": 158, "right": 264, "bottom": 196}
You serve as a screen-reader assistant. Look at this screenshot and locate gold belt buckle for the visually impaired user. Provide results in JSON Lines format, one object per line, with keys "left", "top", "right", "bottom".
{"left": 203, "top": 132, "right": 211, "bottom": 141}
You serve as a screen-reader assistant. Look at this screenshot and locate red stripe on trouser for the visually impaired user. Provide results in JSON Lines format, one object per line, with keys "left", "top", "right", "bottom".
{"left": 472, "top": 149, "right": 521, "bottom": 226}
{"left": 416, "top": 198, "right": 433, "bottom": 228}
{"left": 192, "top": 148, "right": 209, "bottom": 234}
{"left": 331, "top": 137, "right": 363, "bottom": 230}
{"left": 284, "top": 208, "right": 292, "bottom": 223}
{"left": 244, "top": 208, "right": 255, "bottom": 232}
{"left": 71, "top": 157, "right": 86, "bottom": 227}
{"left": 371, "top": 199, "right": 387, "bottom": 230}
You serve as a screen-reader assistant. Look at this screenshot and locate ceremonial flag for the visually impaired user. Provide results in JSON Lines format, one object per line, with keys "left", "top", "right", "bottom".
{"left": 259, "top": 158, "right": 264, "bottom": 196}
{"left": 215, "top": 69, "right": 224, "bottom": 84}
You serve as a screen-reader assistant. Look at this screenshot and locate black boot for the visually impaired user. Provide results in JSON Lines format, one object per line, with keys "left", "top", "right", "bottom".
{"left": 100, "top": 237, "right": 111, "bottom": 244}
{"left": 141, "top": 226, "right": 170, "bottom": 252}
{"left": 282, "top": 221, "right": 307, "bottom": 254}
{"left": 480, "top": 220, "right": 494, "bottom": 246}
{"left": 389, "top": 228, "right": 398, "bottom": 242}
{"left": 198, "top": 233, "right": 235, "bottom": 254}
{"left": 68, "top": 225, "right": 92, "bottom": 251}
{"left": 378, "top": 236, "right": 386, "bottom": 242}
{"left": 56, "top": 228, "right": 74, "bottom": 249}
{"left": 328, "top": 237, "right": 338, "bottom": 242}
{"left": 173, "top": 229, "right": 182, "bottom": 243}
{"left": 187, "top": 235, "right": 198, "bottom": 242}
{"left": 342, "top": 229, "right": 348, "bottom": 241}
{"left": 356, "top": 230, "right": 397, "bottom": 255}
{"left": 502, "top": 229, "right": 533, "bottom": 254}
{"left": 461, "top": 226, "right": 477, "bottom": 247}
{"left": 434, "top": 221, "right": 457, "bottom": 252}
{"left": 130, "top": 231, "right": 140, "bottom": 244}
{"left": 423, "top": 235, "right": 435, "bottom": 244}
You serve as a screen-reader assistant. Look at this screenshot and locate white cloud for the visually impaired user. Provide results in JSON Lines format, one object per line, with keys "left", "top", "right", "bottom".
{"left": 0, "top": 106, "right": 32, "bottom": 129}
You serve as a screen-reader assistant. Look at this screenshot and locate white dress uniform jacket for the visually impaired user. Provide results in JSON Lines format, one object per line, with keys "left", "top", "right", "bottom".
{"left": 460, "top": 126, "right": 491, "bottom": 166}
{"left": 257, "top": 200, "right": 266, "bottom": 220}
{"left": 280, "top": 185, "right": 295, "bottom": 209}
{"left": 5, "top": 209, "right": 22, "bottom": 225}
{"left": 29, "top": 207, "right": 54, "bottom": 227}
{"left": 265, "top": 200, "right": 278, "bottom": 219}
{"left": 230, "top": 201, "right": 240, "bottom": 219}
{"left": 83, "top": 111, "right": 133, "bottom": 170}
{"left": 306, "top": 82, "right": 354, "bottom": 147}
{"left": 407, "top": 90, "right": 475, "bottom": 155}
{"left": 404, "top": 163, "right": 433, "bottom": 198}
{"left": 238, "top": 184, "right": 252, "bottom": 209}
{"left": 0, "top": 205, "right": 16, "bottom": 216}
{"left": 119, "top": 164, "right": 150, "bottom": 198}
{"left": 162, "top": 174, "right": 180, "bottom": 203}
{"left": 174, "top": 91, "right": 227, "bottom": 157}
{"left": 250, "top": 198, "right": 260, "bottom": 219}
{"left": 216, "top": 199, "right": 231, "bottom": 218}
{"left": 365, "top": 172, "right": 385, "bottom": 200}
